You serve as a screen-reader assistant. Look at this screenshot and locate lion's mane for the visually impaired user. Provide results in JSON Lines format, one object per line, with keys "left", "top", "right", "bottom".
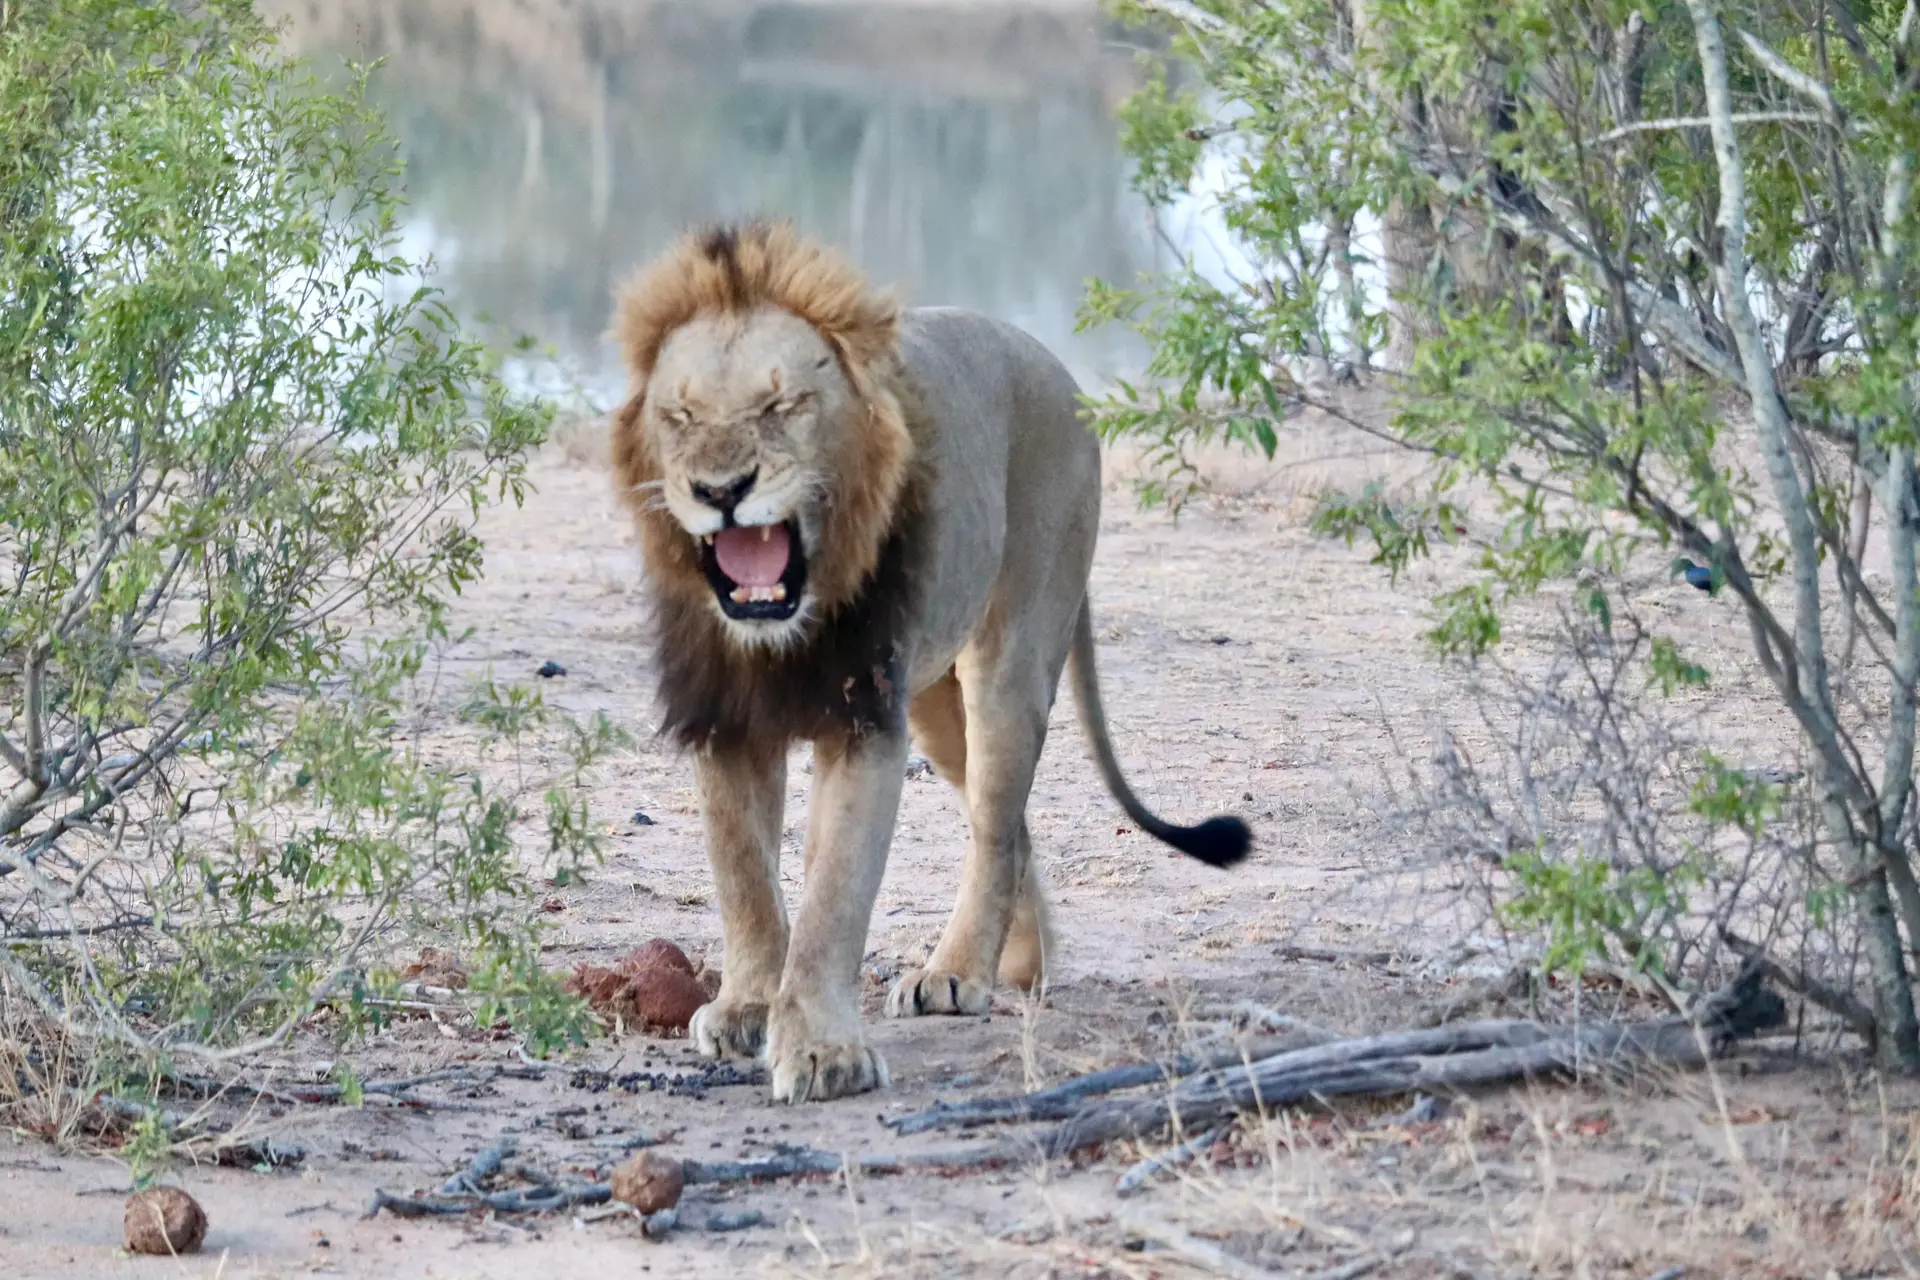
{"left": 610, "top": 221, "right": 931, "bottom": 751}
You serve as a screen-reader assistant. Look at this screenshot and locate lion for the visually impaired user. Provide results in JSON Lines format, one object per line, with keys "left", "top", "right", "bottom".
{"left": 609, "top": 221, "right": 1249, "bottom": 1104}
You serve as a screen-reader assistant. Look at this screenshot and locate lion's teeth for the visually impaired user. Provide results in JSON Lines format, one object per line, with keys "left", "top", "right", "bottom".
{"left": 769, "top": 584, "right": 786, "bottom": 601}
{"left": 759, "top": 525, "right": 770, "bottom": 542}
{"left": 729, "top": 586, "right": 748, "bottom": 603}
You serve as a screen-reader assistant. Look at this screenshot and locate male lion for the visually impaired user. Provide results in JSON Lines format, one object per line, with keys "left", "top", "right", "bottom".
{"left": 610, "top": 221, "right": 1249, "bottom": 1103}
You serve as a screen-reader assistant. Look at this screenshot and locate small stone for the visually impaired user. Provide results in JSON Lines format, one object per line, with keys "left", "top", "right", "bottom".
{"left": 611, "top": 1151, "right": 684, "bottom": 1215}
{"left": 904, "top": 754, "right": 934, "bottom": 781}
{"left": 124, "top": 1186, "right": 207, "bottom": 1256}
{"left": 536, "top": 660, "right": 567, "bottom": 678}
{"left": 629, "top": 810, "right": 655, "bottom": 827}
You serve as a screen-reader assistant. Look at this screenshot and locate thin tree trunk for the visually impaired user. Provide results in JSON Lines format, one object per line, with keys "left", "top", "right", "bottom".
{"left": 1687, "top": 0, "right": 1918, "bottom": 1067}
{"left": 1323, "top": 204, "right": 1371, "bottom": 374}
{"left": 1351, "top": 0, "right": 1439, "bottom": 373}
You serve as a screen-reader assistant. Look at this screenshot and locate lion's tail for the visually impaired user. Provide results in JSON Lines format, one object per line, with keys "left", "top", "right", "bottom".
{"left": 1068, "top": 598, "right": 1251, "bottom": 869}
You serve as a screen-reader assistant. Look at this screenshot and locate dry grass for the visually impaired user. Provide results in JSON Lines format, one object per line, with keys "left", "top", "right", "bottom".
{"left": 0, "top": 979, "right": 110, "bottom": 1152}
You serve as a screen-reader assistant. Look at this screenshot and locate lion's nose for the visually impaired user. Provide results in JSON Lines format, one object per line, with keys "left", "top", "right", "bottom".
{"left": 690, "top": 470, "right": 757, "bottom": 515}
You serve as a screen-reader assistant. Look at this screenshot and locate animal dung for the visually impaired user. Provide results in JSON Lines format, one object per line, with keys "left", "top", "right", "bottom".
{"left": 610, "top": 1151, "right": 684, "bottom": 1215}
{"left": 624, "top": 938, "right": 694, "bottom": 977}
{"left": 627, "top": 967, "right": 707, "bottom": 1030}
{"left": 124, "top": 1186, "right": 208, "bottom": 1255}
{"left": 566, "top": 938, "right": 711, "bottom": 1032}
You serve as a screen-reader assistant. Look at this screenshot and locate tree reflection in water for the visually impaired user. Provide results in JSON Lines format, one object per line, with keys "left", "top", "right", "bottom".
{"left": 266, "top": 0, "right": 1188, "bottom": 400}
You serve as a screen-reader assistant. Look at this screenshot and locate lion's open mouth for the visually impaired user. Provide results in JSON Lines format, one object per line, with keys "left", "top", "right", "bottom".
{"left": 701, "top": 521, "right": 807, "bottom": 621}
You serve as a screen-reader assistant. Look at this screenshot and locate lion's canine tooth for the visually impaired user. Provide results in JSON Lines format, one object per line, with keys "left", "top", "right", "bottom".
{"left": 770, "top": 584, "right": 786, "bottom": 601}
{"left": 729, "top": 586, "right": 748, "bottom": 603}
{"left": 760, "top": 525, "right": 771, "bottom": 542}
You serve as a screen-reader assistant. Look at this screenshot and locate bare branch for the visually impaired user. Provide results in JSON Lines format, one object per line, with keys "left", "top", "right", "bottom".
{"left": 1735, "top": 29, "right": 1842, "bottom": 124}
{"left": 0, "top": 731, "right": 24, "bottom": 779}
{"left": 1596, "top": 110, "right": 1826, "bottom": 144}
{"left": 1128, "top": 0, "right": 1233, "bottom": 38}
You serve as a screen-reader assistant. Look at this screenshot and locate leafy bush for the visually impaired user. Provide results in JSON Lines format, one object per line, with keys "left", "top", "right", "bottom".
{"left": 0, "top": 0, "right": 606, "bottom": 1062}
{"left": 1095, "top": 0, "right": 1920, "bottom": 1064}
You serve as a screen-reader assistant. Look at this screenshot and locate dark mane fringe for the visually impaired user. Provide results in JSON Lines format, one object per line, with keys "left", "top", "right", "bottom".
{"left": 650, "top": 468, "right": 929, "bottom": 751}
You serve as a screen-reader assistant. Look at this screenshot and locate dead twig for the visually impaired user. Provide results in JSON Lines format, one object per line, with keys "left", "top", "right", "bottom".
{"left": 1114, "top": 1124, "right": 1227, "bottom": 1195}
{"left": 1112, "top": 1210, "right": 1271, "bottom": 1280}
{"left": 1412, "top": 966, "right": 1530, "bottom": 1028}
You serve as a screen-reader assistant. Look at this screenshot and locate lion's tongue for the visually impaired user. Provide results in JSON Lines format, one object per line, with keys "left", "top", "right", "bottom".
{"left": 714, "top": 524, "right": 791, "bottom": 587}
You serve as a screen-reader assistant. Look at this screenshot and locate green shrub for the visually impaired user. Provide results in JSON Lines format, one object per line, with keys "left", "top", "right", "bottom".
{"left": 1096, "top": 0, "right": 1920, "bottom": 1063}
{"left": 0, "top": 0, "right": 605, "bottom": 1061}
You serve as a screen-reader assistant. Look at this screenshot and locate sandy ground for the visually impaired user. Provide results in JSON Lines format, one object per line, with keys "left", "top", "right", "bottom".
{"left": 5, "top": 412, "right": 1920, "bottom": 1279}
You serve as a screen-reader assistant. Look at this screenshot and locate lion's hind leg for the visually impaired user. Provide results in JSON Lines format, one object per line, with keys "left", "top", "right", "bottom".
{"left": 908, "top": 667, "right": 969, "bottom": 786}
{"left": 888, "top": 660, "right": 1049, "bottom": 1018}
{"left": 997, "top": 841, "right": 1051, "bottom": 993}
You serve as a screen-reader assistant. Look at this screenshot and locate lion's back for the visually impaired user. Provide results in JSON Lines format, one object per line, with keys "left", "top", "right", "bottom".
{"left": 892, "top": 307, "right": 1102, "bottom": 685}
{"left": 897, "top": 306, "right": 1098, "bottom": 490}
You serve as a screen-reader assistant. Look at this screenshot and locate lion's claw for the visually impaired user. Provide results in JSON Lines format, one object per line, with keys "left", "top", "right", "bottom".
{"left": 885, "top": 968, "right": 993, "bottom": 1018}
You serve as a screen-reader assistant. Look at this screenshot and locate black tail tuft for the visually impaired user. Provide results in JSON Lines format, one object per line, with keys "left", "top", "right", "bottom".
{"left": 1154, "top": 814, "right": 1252, "bottom": 868}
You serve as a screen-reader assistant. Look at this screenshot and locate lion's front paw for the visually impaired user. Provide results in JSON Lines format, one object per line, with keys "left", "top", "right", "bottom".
{"left": 690, "top": 998, "right": 769, "bottom": 1060}
{"left": 764, "top": 1002, "right": 889, "bottom": 1103}
{"left": 885, "top": 968, "right": 993, "bottom": 1018}
{"left": 768, "top": 1037, "right": 889, "bottom": 1103}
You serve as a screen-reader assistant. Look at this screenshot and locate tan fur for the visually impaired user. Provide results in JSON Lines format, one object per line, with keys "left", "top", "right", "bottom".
{"left": 609, "top": 222, "right": 1243, "bottom": 1104}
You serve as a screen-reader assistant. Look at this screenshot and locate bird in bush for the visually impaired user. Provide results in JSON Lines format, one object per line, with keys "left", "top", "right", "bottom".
{"left": 1673, "top": 558, "right": 1717, "bottom": 594}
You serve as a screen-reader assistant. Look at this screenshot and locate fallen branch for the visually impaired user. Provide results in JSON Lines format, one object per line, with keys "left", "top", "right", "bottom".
{"left": 361, "top": 1137, "right": 1026, "bottom": 1220}
{"left": 163, "top": 1064, "right": 544, "bottom": 1107}
{"left": 365, "top": 1137, "right": 613, "bottom": 1219}
{"left": 682, "top": 1140, "right": 1023, "bottom": 1186}
{"left": 889, "top": 1027, "right": 1334, "bottom": 1136}
{"left": 363, "top": 1182, "right": 610, "bottom": 1219}
{"left": 1040, "top": 961, "right": 1784, "bottom": 1155}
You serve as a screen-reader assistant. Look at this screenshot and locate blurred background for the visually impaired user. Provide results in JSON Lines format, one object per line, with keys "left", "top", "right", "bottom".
{"left": 261, "top": 0, "right": 1240, "bottom": 405}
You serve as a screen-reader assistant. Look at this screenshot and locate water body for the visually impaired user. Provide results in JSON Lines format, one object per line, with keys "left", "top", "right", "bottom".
{"left": 265, "top": 0, "right": 1231, "bottom": 404}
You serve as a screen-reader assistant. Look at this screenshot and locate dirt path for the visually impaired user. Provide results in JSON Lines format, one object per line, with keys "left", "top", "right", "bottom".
{"left": 4, "top": 421, "right": 1915, "bottom": 1278}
